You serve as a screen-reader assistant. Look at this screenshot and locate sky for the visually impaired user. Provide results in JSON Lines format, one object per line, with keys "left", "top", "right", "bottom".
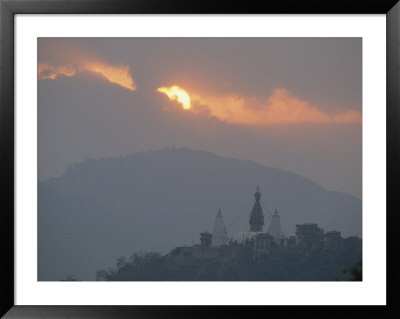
{"left": 38, "top": 38, "right": 362, "bottom": 198}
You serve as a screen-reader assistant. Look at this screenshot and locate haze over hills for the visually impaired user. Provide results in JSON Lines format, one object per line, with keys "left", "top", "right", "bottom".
{"left": 38, "top": 147, "right": 361, "bottom": 281}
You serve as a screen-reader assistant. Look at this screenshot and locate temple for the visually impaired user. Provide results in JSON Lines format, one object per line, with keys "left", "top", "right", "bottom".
{"left": 166, "top": 185, "right": 345, "bottom": 263}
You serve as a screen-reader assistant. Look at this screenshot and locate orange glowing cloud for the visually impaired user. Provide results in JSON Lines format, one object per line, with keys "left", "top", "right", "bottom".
{"left": 84, "top": 63, "right": 136, "bottom": 91}
{"left": 38, "top": 61, "right": 136, "bottom": 91}
{"left": 157, "top": 85, "right": 191, "bottom": 110}
{"left": 38, "top": 62, "right": 76, "bottom": 80}
{"left": 188, "top": 88, "right": 361, "bottom": 126}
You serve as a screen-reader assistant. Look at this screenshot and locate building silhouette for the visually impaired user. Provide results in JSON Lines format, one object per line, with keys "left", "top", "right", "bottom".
{"left": 166, "top": 185, "right": 347, "bottom": 263}
{"left": 295, "top": 223, "right": 324, "bottom": 254}
{"left": 324, "top": 231, "right": 342, "bottom": 251}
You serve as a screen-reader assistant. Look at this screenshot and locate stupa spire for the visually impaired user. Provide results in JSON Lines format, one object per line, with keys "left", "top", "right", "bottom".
{"left": 249, "top": 186, "right": 264, "bottom": 232}
{"left": 268, "top": 208, "right": 282, "bottom": 243}
{"left": 212, "top": 208, "right": 228, "bottom": 246}
{"left": 255, "top": 185, "right": 261, "bottom": 201}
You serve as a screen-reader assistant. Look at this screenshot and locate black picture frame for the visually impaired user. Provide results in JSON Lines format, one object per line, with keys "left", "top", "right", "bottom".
{"left": 1, "top": 0, "right": 399, "bottom": 318}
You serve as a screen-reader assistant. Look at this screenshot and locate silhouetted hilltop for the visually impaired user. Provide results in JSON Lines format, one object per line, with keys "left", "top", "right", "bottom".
{"left": 38, "top": 147, "right": 361, "bottom": 280}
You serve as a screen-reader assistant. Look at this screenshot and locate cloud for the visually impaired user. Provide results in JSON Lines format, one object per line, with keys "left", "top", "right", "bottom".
{"left": 84, "top": 63, "right": 136, "bottom": 91}
{"left": 189, "top": 88, "right": 361, "bottom": 125}
{"left": 38, "top": 63, "right": 76, "bottom": 80}
{"left": 38, "top": 61, "right": 136, "bottom": 91}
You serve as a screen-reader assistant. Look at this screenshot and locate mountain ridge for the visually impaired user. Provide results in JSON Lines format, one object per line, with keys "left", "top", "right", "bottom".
{"left": 38, "top": 147, "right": 361, "bottom": 280}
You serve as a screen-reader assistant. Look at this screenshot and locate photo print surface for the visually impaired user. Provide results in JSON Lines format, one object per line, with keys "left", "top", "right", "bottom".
{"left": 38, "top": 38, "right": 362, "bottom": 281}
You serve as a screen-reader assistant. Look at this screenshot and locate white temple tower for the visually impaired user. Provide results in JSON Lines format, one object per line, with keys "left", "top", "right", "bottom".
{"left": 268, "top": 209, "right": 282, "bottom": 244}
{"left": 212, "top": 208, "right": 228, "bottom": 246}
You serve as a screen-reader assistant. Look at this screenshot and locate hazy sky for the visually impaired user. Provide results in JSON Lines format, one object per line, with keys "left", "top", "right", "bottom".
{"left": 38, "top": 38, "right": 362, "bottom": 198}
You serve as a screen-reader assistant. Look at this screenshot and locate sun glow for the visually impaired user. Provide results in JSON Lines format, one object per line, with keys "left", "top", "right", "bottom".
{"left": 157, "top": 85, "right": 191, "bottom": 110}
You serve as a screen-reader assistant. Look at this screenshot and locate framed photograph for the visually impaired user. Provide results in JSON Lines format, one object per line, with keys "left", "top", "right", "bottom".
{"left": 1, "top": 0, "right": 399, "bottom": 317}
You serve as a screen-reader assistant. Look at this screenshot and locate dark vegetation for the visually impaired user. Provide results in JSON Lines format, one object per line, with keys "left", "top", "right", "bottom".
{"left": 96, "top": 238, "right": 362, "bottom": 281}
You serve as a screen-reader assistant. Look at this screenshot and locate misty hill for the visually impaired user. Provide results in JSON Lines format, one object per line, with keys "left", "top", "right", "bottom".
{"left": 38, "top": 147, "right": 361, "bottom": 280}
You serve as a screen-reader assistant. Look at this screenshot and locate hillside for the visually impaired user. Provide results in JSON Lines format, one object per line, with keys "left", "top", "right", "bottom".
{"left": 38, "top": 147, "right": 361, "bottom": 280}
